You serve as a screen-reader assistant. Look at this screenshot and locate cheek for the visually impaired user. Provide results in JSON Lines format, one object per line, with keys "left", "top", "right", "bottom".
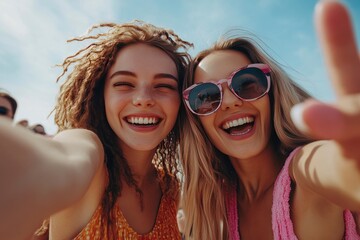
{"left": 160, "top": 92, "right": 180, "bottom": 110}
{"left": 105, "top": 89, "right": 128, "bottom": 108}
{"left": 104, "top": 92, "right": 127, "bottom": 124}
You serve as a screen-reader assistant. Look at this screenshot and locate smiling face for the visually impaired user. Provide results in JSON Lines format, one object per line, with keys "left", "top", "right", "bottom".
{"left": 104, "top": 43, "right": 180, "bottom": 154}
{"left": 194, "top": 50, "right": 272, "bottom": 160}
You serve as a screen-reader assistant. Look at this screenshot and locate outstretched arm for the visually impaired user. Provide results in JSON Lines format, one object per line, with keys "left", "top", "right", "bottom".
{"left": 291, "top": 1, "right": 360, "bottom": 211}
{"left": 0, "top": 118, "right": 104, "bottom": 239}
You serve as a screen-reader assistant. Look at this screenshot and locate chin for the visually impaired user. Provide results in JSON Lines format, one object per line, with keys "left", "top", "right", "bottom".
{"left": 133, "top": 145, "right": 158, "bottom": 152}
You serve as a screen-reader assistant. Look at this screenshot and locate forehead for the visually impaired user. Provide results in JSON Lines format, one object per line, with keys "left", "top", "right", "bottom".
{"left": 107, "top": 43, "right": 178, "bottom": 78}
{"left": 194, "top": 50, "right": 251, "bottom": 83}
{"left": 0, "top": 96, "right": 12, "bottom": 110}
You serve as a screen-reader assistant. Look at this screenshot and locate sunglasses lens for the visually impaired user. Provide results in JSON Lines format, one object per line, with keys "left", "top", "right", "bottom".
{"left": 231, "top": 67, "right": 268, "bottom": 100}
{"left": 0, "top": 106, "right": 8, "bottom": 115}
{"left": 188, "top": 82, "right": 221, "bottom": 115}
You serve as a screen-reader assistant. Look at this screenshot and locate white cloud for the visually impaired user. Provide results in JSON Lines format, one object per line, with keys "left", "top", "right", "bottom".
{"left": 0, "top": 0, "right": 117, "bottom": 134}
{"left": 0, "top": 2, "right": 30, "bottom": 39}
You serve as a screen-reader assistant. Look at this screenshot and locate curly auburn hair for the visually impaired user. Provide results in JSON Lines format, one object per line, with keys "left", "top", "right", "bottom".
{"left": 54, "top": 21, "right": 192, "bottom": 239}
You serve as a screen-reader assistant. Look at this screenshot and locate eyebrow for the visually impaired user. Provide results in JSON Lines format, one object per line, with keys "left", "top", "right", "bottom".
{"left": 109, "top": 71, "right": 178, "bottom": 82}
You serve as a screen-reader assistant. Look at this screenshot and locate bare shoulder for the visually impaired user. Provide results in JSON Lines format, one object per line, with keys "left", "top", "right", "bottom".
{"left": 289, "top": 140, "right": 330, "bottom": 180}
{"left": 289, "top": 140, "right": 343, "bottom": 210}
{"left": 293, "top": 140, "right": 327, "bottom": 161}
{"left": 290, "top": 141, "right": 345, "bottom": 239}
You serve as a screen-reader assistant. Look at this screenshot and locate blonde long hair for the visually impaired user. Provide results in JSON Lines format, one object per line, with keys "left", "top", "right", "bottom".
{"left": 55, "top": 21, "right": 192, "bottom": 239}
{"left": 180, "top": 35, "right": 314, "bottom": 239}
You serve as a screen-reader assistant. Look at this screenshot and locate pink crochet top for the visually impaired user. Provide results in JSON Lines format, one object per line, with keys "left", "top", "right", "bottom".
{"left": 225, "top": 148, "right": 360, "bottom": 240}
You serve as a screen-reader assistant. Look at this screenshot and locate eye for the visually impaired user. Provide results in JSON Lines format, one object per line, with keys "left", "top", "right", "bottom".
{"left": 155, "top": 83, "right": 178, "bottom": 90}
{"left": 113, "top": 81, "right": 134, "bottom": 90}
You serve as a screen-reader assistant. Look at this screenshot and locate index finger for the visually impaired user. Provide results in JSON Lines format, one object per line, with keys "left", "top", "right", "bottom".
{"left": 315, "top": 1, "right": 360, "bottom": 96}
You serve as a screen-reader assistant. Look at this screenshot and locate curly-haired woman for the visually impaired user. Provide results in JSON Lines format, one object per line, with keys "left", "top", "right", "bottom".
{"left": 0, "top": 21, "right": 192, "bottom": 240}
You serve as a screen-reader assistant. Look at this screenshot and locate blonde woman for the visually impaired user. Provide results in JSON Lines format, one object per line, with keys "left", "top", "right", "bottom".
{"left": 0, "top": 21, "right": 192, "bottom": 239}
{"left": 180, "top": 1, "right": 360, "bottom": 239}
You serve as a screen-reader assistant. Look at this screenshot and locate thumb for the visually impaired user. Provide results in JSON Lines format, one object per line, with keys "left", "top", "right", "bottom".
{"left": 290, "top": 97, "right": 360, "bottom": 140}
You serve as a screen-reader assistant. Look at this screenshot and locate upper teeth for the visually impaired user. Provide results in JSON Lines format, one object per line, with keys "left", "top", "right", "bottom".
{"left": 127, "top": 117, "right": 159, "bottom": 124}
{"left": 222, "top": 117, "right": 254, "bottom": 130}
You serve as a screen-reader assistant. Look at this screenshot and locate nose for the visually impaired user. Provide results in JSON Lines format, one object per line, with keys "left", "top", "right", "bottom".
{"left": 132, "top": 87, "right": 155, "bottom": 107}
{"left": 220, "top": 84, "right": 243, "bottom": 111}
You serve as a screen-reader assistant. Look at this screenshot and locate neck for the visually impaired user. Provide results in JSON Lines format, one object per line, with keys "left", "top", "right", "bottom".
{"left": 122, "top": 146, "right": 158, "bottom": 188}
{"left": 230, "top": 144, "right": 284, "bottom": 202}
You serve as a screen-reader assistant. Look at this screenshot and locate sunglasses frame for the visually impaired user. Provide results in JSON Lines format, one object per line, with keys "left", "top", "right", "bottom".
{"left": 183, "top": 63, "right": 271, "bottom": 116}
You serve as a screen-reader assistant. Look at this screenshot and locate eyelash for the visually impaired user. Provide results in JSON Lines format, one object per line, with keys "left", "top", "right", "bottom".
{"left": 113, "top": 82, "right": 177, "bottom": 90}
{"left": 113, "top": 82, "right": 133, "bottom": 87}
{"left": 155, "top": 84, "right": 177, "bottom": 90}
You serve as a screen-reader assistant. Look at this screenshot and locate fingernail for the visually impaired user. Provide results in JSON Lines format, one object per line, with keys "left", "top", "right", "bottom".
{"left": 290, "top": 103, "right": 310, "bottom": 133}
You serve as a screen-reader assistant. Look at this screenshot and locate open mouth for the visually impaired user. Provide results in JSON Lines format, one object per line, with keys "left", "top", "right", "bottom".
{"left": 126, "top": 116, "right": 161, "bottom": 126}
{"left": 221, "top": 116, "right": 255, "bottom": 136}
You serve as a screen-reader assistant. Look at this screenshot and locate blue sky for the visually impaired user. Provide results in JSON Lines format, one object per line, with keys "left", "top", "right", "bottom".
{"left": 0, "top": 0, "right": 359, "bottom": 135}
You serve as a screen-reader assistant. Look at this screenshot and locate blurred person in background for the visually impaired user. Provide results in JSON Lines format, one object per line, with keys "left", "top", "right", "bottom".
{"left": 0, "top": 90, "right": 17, "bottom": 120}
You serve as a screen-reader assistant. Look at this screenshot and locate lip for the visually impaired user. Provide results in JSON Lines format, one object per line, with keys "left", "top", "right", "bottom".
{"left": 219, "top": 113, "right": 256, "bottom": 140}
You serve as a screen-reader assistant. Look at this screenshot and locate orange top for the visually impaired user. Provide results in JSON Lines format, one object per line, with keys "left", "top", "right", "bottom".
{"left": 73, "top": 193, "right": 181, "bottom": 240}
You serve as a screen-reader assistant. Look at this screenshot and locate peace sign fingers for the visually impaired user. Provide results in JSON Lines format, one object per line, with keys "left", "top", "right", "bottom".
{"left": 291, "top": 1, "right": 360, "bottom": 141}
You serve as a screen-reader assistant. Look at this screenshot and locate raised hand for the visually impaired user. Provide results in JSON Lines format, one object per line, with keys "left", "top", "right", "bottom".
{"left": 291, "top": 1, "right": 360, "bottom": 147}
